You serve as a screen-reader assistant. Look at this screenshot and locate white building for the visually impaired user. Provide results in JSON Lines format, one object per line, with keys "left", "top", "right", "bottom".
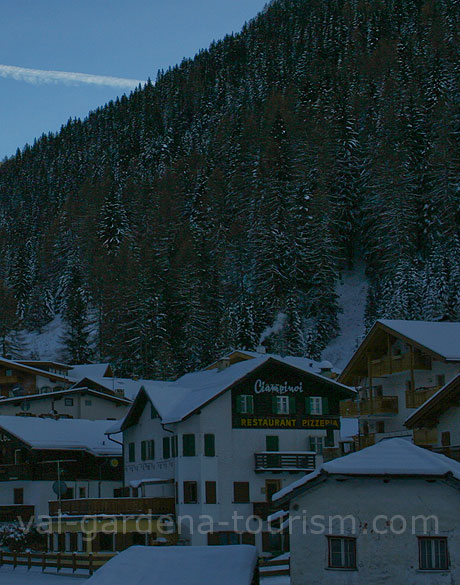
{"left": 339, "top": 320, "right": 460, "bottom": 445}
{"left": 0, "top": 416, "right": 122, "bottom": 519}
{"left": 0, "top": 387, "right": 131, "bottom": 420}
{"left": 274, "top": 438, "right": 460, "bottom": 585}
{"left": 110, "top": 352, "right": 354, "bottom": 554}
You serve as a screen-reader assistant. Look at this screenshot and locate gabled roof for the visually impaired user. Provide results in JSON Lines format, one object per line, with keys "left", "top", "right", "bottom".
{"left": 0, "top": 357, "right": 70, "bottom": 382}
{"left": 71, "top": 375, "right": 152, "bottom": 401}
{"left": 68, "top": 363, "right": 113, "bottom": 381}
{"left": 86, "top": 545, "right": 258, "bottom": 585}
{"left": 113, "top": 356, "right": 355, "bottom": 433}
{"left": 0, "top": 415, "right": 121, "bottom": 456}
{"left": 18, "top": 360, "right": 71, "bottom": 372}
{"left": 339, "top": 319, "right": 460, "bottom": 385}
{"left": 273, "top": 438, "right": 460, "bottom": 504}
{"left": 405, "top": 374, "right": 460, "bottom": 429}
{"left": 0, "top": 386, "right": 132, "bottom": 406}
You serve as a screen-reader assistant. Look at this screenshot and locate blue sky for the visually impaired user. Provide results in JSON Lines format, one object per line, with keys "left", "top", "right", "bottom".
{"left": 0, "top": 0, "right": 268, "bottom": 159}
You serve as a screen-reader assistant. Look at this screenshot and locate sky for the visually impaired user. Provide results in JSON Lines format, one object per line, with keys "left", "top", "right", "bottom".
{"left": 0, "top": 0, "right": 268, "bottom": 159}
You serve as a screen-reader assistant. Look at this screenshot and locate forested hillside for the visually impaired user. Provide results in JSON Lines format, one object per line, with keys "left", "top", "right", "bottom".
{"left": 0, "top": 0, "right": 459, "bottom": 377}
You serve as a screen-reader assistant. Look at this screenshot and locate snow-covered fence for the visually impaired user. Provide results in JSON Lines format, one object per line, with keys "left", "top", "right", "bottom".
{"left": 0, "top": 550, "right": 116, "bottom": 575}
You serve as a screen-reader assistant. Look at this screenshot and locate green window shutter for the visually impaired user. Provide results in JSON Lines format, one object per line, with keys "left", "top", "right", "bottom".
{"left": 149, "top": 440, "right": 155, "bottom": 460}
{"left": 305, "top": 397, "right": 312, "bottom": 414}
{"left": 141, "top": 441, "right": 146, "bottom": 461}
{"left": 236, "top": 396, "right": 243, "bottom": 413}
{"left": 183, "top": 434, "right": 196, "bottom": 457}
{"left": 172, "top": 436, "right": 178, "bottom": 458}
{"left": 266, "top": 436, "right": 279, "bottom": 452}
{"left": 272, "top": 396, "right": 279, "bottom": 414}
{"left": 128, "top": 442, "right": 135, "bottom": 462}
{"left": 322, "top": 397, "right": 329, "bottom": 414}
{"left": 288, "top": 396, "right": 296, "bottom": 414}
{"left": 204, "top": 434, "right": 215, "bottom": 457}
{"left": 248, "top": 396, "right": 254, "bottom": 414}
{"left": 163, "top": 437, "right": 170, "bottom": 459}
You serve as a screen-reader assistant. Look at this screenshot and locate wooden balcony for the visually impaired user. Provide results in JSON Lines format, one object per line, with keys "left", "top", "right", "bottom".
{"left": 254, "top": 452, "right": 316, "bottom": 472}
{"left": 406, "top": 386, "right": 441, "bottom": 409}
{"left": 413, "top": 428, "right": 438, "bottom": 446}
{"left": 49, "top": 497, "right": 175, "bottom": 517}
{"left": 0, "top": 505, "right": 35, "bottom": 522}
{"left": 340, "top": 399, "right": 360, "bottom": 418}
{"left": 370, "top": 353, "right": 431, "bottom": 377}
{"left": 360, "top": 396, "right": 398, "bottom": 415}
{"left": 0, "top": 376, "right": 20, "bottom": 384}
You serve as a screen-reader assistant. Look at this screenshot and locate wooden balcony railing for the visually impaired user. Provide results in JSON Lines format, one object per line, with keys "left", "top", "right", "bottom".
{"left": 0, "top": 505, "right": 35, "bottom": 522}
{"left": 340, "top": 399, "right": 360, "bottom": 418}
{"left": 49, "top": 497, "right": 175, "bottom": 517}
{"left": 254, "top": 452, "right": 316, "bottom": 472}
{"left": 370, "top": 353, "right": 431, "bottom": 377}
{"left": 406, "top": 386, "right": 441, "bottom": 409}
{"left": 413, "top": 428, "right": 438, "bottom": 447}
{"left": 341, "top": 396, "right": 398, "bottom": 417}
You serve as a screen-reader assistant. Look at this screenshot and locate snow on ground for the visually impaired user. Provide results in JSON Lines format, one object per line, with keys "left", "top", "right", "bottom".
{"left": 322, "top": 261, "right": 368, "bottom": 370}
{"left": 0, "top": 567, "right": 87, "bottom": 584}
{"left": 17, "top": 315, "right": 66, "bottom": 361}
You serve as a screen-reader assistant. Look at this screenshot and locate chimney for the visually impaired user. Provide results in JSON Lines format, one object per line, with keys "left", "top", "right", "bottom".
{"left": 217, "top": 358, "right": 230, "bottom": 372}
{"left": 319, "top": 361, "right": 334, "bottom": 378}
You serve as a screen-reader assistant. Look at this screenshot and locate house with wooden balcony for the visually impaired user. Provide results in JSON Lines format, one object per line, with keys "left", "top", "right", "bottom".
{"left": 405, "top": 373, "right": 460, "bottom": 462}
{"left": 338, "top": 320, "right": 460, "bottom": 448}
{"left": 0, "top": 415, "right": 123, "bottom": 525}
{"left": 108, "top": 351, "right": 354, "bottom": 556}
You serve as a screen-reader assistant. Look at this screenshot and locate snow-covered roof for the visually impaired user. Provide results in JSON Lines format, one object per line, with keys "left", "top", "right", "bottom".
{"left": 68, "top": 363, "right": 112, "bottom": 381}
{"left": 0, "top": 357, "right": 70, "bottom": 382}
{"left": 0, "top": 415, "right": 121, "bottom": 456}
{"left": 340, "top": 417, "right": 359, "bottom": 440}
{"left": 274, "top": 438, "right": 460, "bottom": 502}
{"left": 73, "top": 375, "right": 156, "bottom": 401}
{"left": 85, "top": 545, "right": 258, "bottom": 585}
{"left": 114, "top": 355, "right": 354, "bottom": 431}
{"left": 0, "top": 387, "right": 131, "bottom": 405}
{"left": 378, "top": 319, "right": 460, "bottom": 360}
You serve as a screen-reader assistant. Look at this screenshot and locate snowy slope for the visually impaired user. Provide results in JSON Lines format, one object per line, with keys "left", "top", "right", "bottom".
{"left": 16, "top": 315, "right": 66, "bottom": 361}
{"left": 322, "top": 262, "right": 368, "bottom": 370}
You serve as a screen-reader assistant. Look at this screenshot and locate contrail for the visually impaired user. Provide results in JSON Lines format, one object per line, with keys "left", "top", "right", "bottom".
{"left": 0, "top": 64, "right": 145, "bottom": 89}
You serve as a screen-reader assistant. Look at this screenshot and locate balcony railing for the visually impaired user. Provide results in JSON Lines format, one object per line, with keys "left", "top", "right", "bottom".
{"left": 254, "top": 452, "right": 316, "bottom": 472}
{"left": 406, "top": 386, "right": 441, "bottom": 409}
{"left": 413, "top": 428, "right": 438, "bottom": 447}
{"left": 340, "top": 396, "right": 398, "bottom": 417}
{"left": 49, "top": 497, "right": 175, "bottom": 517}
{"left": 370, "top": 353, "right": 431, "bottom": 377}
{"left": 0, "top": 505, "right": 35, "bottom": 522}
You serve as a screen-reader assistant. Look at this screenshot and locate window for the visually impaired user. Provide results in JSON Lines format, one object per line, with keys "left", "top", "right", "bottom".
{"left": 236, "top": 395, "right": 254, "bottom": 414}
{"left": 328, "top": 537, "right": 356, "bottom": 569}
{"left": 183, "top": 434, "right": 196, "bottom": 457}
{"left": 309, "top": 436, "right": 323, "bottom": 455}
{"left": 306, "top": 396, "right": 329, "bottom": 415}
{"left": 5, "top": 369, "right": 13, "bottom": 377}
{"left": 79, "top": 487, "right": 86, "bottom": 499}
{"left": 436, "top": 374, "right": 446, "bottom": 387}
{"left": 419, "top": 537, "right": 449, "bottom": 570}
{"left": 184, "top": 481, "right": 198, "bottom": 504}
{"left": 273, "top": 395, "right": 295, "bottom": 415}
{"left": 233, "top": 482, "right": 250, "bottom": 503}
{"left": 141, "top": 440, "right": 155, "bottom": 461}
{"left": 205, "top": 481, "right": 217, "bottom": 504}
{"left": 325, "top": 429, "right": 335, "bottom": 447}
{"left": 128, "top": 442, "right": 136, "bottom": 463}
{"left": 163, "top": 437, "right": 171, "bottom": 459}
{"left": 84, "top": 399, "right": 92, "bottom": 406}
{"left": 64, "top": 398, "right": 74, "bottom": 406}
{"left": 171, "top": 435, "right": 178, "bottom": 458}
{"left": 266, "top": 436, "right": 279, "bottom": 452}
{"left": 14, "top": 488, "right": 23, "bottom": 505}
{"left": 441, "top": 432, "right": 451, "bottom": 447}
{"left": 376, "top": 421, "right": 385, "bottom": 434}
{"left": 204, "top": 434, "right": 215, "bottom": 457}
{"left": 265, "top": 479, "right": 282, "bottom": 503}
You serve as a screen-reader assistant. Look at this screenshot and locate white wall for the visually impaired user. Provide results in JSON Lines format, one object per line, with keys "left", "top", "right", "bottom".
{"left": 289, "top": 477, "right": 460, "bottom": 585}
